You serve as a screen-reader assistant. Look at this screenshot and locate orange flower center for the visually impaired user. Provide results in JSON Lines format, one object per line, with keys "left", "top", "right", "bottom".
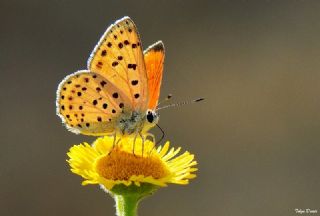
{"left": 95, "top": 148, "right": 169, "bottom": 181}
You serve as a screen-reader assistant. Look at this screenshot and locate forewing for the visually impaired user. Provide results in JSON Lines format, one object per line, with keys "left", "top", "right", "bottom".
{"left": 143, "top": 41, "right": 165, "bottom": 110}
{"left": 56, "top": 70, "right": 131, "bottom": 136}
{"left": 88, "top": 16, "right": 148, "bottom": 111}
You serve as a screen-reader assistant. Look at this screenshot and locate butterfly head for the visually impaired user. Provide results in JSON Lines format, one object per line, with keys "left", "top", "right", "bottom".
{"left": 144, "top": 109, "right": 159, "bottom": 131}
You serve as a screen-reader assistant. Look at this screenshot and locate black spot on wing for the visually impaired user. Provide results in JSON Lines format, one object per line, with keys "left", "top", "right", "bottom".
{"left": 131, "top": 80, "right": 138, "bottom": 86}
{"left": 128, "top": 64, "right": 137, "bottom": 70}
{"left": 112, "top": 93, "right": 119, "bottom": 98}
{"left": 101, "top": 50, "right": 107, "bottom": 56}
{"left": 100, "top": 81, "right": 107, "bottom": 87}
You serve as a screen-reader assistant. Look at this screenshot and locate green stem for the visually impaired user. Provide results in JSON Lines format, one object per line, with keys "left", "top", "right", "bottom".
{"left": 111, "top": 183, "right": 159, "bottom": 216}
{"left": 115, "top": 195, "right": 140, "bottom": 216}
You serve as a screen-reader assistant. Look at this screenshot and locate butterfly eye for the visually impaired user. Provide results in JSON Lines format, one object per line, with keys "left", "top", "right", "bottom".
{"left": 146, "top": 111, "right": 154, "bottom": 123}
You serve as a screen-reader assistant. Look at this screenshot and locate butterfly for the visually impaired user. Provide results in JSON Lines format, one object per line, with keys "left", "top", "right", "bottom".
{"left": 56, "top": 16, "right": 164, "bottom": 142}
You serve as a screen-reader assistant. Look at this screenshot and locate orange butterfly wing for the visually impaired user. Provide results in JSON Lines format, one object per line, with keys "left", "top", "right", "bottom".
{"left": 56, "top": 17, "right": 165, "bottom": 136}
{"left": 144, "top": 41, "right": 165, "bottom": 110}
{"left": 88, "top": 17, "right": 149, "bottom": 111}
{"left": 56, "top": 70, "right": 131, "bottom": 136}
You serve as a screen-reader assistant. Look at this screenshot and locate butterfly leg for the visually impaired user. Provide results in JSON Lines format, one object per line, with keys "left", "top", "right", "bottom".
{"left": 139, "top": 132, "right": 145, "bottom": 157}
{"left": 108, "top": 132, "right": 118, "bottom": 156}
{"left": 146, "top": 133, "right": 157, "bottom": 155}
{"left": 132, "top": 133, "right": 138, "bottom": 156}
{"left": 112, "top": 132, "right": 117, "bottom": 148}
{"left": 147, "top": 133, "right": 156, "bottom": 146}
{"left": 132, "top": 133, "right": 145, "bottom": 157}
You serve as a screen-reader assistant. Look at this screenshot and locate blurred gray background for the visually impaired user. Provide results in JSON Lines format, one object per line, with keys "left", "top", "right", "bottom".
{"left": 1, "top": 0, "right": 320, "bottom": 215}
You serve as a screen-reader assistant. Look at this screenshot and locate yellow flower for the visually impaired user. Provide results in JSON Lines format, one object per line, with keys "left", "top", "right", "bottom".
{"left": 67, "top": 136, "right": 197, "bottom": 190}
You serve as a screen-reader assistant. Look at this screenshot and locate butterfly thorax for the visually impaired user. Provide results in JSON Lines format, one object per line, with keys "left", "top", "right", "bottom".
{"left": 115, "top": 110, "right": 158, "bottom": 136}
{"left": 116, "top": 111, "right": 144, "bottom": 135}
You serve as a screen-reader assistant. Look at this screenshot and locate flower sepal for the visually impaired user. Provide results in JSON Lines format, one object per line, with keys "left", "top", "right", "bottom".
{"left": 111, "top": 182, "right": 159, "bottom": 198}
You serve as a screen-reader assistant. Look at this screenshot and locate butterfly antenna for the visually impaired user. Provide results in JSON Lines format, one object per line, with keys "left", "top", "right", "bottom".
{"left": 156, "top": 97, "right": 205, "bottom": 111}
{"left": 157, "top": 94, "right": 173, "bottom": 106}
{"left": 156, "top": 124, "right": 165, "bottom": 144}
{"left": 148, "top": 124, "right": 165, "bottom": 156}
